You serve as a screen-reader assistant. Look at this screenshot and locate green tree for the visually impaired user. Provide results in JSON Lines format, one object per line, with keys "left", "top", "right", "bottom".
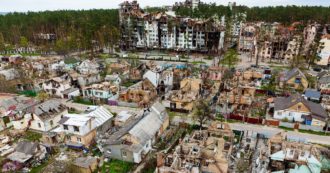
{"left": 193, "top": 99, "right": 212, "bottom": 129}
{"left": 0, "top": 33, "right": 5, "bottom": 52}
{"left": 19, "top": 36, "right": 28, "bottom": 48}
{"left": 220, "top": 49, "right": 239, "bottom": 68}
{"left": 37, "top": 91, "right": 49, "bottom": 102}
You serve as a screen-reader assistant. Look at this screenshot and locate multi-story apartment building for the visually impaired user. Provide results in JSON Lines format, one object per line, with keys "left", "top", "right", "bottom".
{"left": 119, "top": 1, "right": 224, "bottom": 53}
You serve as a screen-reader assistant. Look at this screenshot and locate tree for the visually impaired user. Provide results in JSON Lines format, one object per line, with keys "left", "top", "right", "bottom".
{"left": 193, "top": 99, "right": 212, "bottom": 129}
{"left": 0, "top": 33, "right": 5, "bottom": 52}
{"left": 290, "top": 55, "right": 305, "bottom": 69}
{"left": 37, "top": 91, "right": 49, "bottom": 102}
{"left": 19, "top": 36, "right": 28, "bottom": 48}
{"left": 220, "top": 49, "right": 239, "bottom": 68}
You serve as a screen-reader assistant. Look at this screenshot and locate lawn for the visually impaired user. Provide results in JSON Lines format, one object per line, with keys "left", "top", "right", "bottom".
{"left": 122, "top": 81, "right": 136, "bottom": 87}
{"left": 29, "top": 160, "right": 50, "bottom": 173}
{"left": 24, "top": 131, "right": 42, "bottom": 142}
{"left": 101, "top": 159, "right": 134, "bottom": 173}
{"left": 278, "top": 126, "right": 294, "bottom": 131}
{"left": 73, "top": 96, "right": 94, "bottom": 105}
{"left": 298, "top": 129, "right": 330, "bottom": 136}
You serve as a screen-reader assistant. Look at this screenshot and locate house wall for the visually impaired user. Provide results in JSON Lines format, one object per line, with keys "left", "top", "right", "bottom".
{"left": 287, "top": 76, "right": 308, "bottom": 89}
{"left": 68, "top": 90, "right": 80, "bottom": 99}
{"left": 66, "top": 130, "right": 96, "bottom": 147}
{"left": 12, "top": 118, "right": 29, "bottom": 130}
{"left": 317, "top": 37, "right": 330, "bottom": 66}
{"left": 30, "top": 110, "right": 67, "bottom": 132}
{"left": 83, "top": 89, "right": 112, "bottom": 99}
{"left": 104, "top": 145, "right": 135, "bottom": 163}
{"left": 311, "top": 119, "right": 326, "bottom": 127}
{"left": 274, "top": 109, "right": 309, "bottom": 122}
{"left": 43, "top": 81, "right": 71, "bottom": 98}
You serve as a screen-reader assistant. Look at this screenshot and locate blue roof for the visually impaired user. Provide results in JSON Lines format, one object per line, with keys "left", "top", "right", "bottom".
{"left": 305, "top": 89, "right": 321, "bottom": 99}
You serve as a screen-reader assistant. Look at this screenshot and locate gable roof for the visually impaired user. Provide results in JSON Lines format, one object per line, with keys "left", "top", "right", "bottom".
{"left": 28, "top": 99, "right": 66, "bottom": 121}
{"left": 15, "top": 141, "right": 38, "bottom": 155}
{"left": 281, "top": 68, "right": 306, "bottom": 82}
{"left": 274, "top": 94, "right": 328, "bottom": 121}
{"left": 104, "top": 102, "right": 168, "bottom": 152}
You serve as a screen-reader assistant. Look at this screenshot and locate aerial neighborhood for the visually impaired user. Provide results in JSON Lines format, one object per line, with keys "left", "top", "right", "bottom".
{"left": 1, "top": 0, "right": 330, "bottom": 172}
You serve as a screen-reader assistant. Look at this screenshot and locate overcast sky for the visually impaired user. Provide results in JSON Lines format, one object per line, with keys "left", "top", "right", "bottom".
{"left": 1, "top": 0, "right": 329, "bottom": 12}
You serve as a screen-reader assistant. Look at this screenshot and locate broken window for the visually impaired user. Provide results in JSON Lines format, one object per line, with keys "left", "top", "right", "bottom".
{"left": 74, "top": 126, "right": 79, "bottom": 132}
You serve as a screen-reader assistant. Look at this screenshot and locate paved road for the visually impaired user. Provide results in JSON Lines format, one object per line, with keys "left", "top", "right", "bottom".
{"left": 229, "top": 123, "right": 330, "bottom": 145}
{"left": 172, "top": 116, "right": 330, "bottom": 145}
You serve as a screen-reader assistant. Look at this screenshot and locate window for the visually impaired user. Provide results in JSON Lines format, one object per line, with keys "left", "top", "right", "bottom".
{"left": 63, "top": 125, "right": 68, "bottom": 130}
{"left": 67, "top": 136, "right": 71, "bottom": 141}
{"left": 297, "top": 105, "right": 302, "bottom": 110}
{"left": 277, "top": 111, "right": 282, "bottom": 116}
{"left": 122, "top": 151, "right": 127, "bottom": 157}
{"left": 38, "top": 123, "right": 41, "bottom": 128}
{"left": 74, "top": 126, "right": 79, "bottom": 132}
{"left": 77, "top": 137, "right": 81, "bottom": 142}
{"left": 50, "top": 120, "right": 54, "bottom": 126}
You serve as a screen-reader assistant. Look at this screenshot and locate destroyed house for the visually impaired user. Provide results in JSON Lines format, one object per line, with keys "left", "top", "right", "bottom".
{"left": 98, "top": 102, "right": 169, "bottom": 163}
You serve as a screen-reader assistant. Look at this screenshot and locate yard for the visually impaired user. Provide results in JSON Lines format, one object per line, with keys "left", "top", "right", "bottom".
{"left": 24, "top": 131, "right": 42, "bottom": 142}
{"left": 101, "top": 159, "right": 134, "bottom": 173}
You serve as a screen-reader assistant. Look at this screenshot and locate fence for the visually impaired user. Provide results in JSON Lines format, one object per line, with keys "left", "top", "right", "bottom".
{"left": 299, "top": 124, "right": 324, "bottom": 132}
{"left": 227, "top": 114, "right": 263, "bottom": 125}
{"left": 117, "top": 101, "right": 139, "bottom": 108}
{"left": 279, "top": 122, "right": 295, "bottom": 129}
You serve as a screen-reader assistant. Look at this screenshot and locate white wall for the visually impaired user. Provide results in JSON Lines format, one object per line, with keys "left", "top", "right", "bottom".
{"left": 274, "top": 110, "right": 309, "bottom": 122}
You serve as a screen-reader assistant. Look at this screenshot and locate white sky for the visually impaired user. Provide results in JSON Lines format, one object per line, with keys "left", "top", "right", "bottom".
{"left": 0, "top": 0, "right": 329, "bottom": 12}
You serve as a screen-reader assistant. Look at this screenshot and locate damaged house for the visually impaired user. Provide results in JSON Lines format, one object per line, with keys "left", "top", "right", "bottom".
{"left": 97, "top": 102, "right": 169, "bottom": 163}
{"left": 82, "top": 82, "right": 119, "bottom": 102}
{"left": 49, "top": 106, "right": 113, "bottom": 148}
{"left": 156, "top": 127, "right": 231, "bottom": 173}
{"left": 279, "top": 68, "right": 308, "bottom": 91}
{"left": 268, "top": 133, "right": 322, "bottom": 173}
{"left": 11, "top": 99, "right": 67, "bottom": 132}
{"left": 166, "top": 78, "right": 202, "bottom": 112}
{"left": 41, "top": 74, "right": 72, "bottom": 98}
{"left": 119, "top": 78, "right": 157, "bottom": 107}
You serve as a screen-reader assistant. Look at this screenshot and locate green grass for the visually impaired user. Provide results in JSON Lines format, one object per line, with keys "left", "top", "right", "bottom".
{"left": 191, "top": 61, "right": 206, "bottom": 65}
{"left": 29, "top": 160, "right": 49, "bottom": 173}
{"left": 122, "top": 81, "right": 135, "bottom": 87}
{"left": 19, "top": 90, "right": 37, "bottom": 97}
{"left": 298, "top": 129, "right": 330, "bottom": 136}
{"left": 101, "top": 159, "right": 134, "bottom": 173}
{"left": 73, "top": 96, "right": 94, "bottom": 105}
{"left": 24, "top": 131, "right": 42, "bottom": 142}
{"left": 278, "top": 126, "right": 294, "bottom": 131}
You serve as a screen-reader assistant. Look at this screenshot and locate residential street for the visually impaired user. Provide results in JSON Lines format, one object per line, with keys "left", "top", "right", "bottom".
{"left": 229, "top": 123, "right": 330, "bottom": 145}
{"left": 172, "top": 115, "right": 330, "bottom": 145}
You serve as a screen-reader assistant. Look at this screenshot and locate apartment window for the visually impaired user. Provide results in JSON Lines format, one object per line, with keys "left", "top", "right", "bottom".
{"left": 38, "top": 123, "right": 41, "bottom": 128}
{"left": 63, "top": 125, "right": 68, "bottom": 130}
{"left": 74, "top": 126, "right": 79, "bottom": 132}
{"left": 77, "top": 137, "right": 81, "bottom": 142}
{"left": 122, "top": 151, "right": 127, "bottom": 158}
